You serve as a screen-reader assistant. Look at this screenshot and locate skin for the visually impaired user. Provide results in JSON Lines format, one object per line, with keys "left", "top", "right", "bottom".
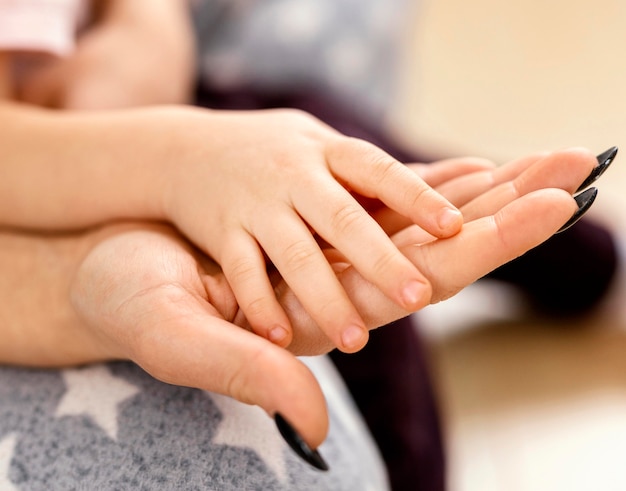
{"left": 0, "top": 2, "right": 601, "bottom": 451}
{"left": 0, "top": 103, "right": 464, "bottom": 354}
{"left": 0, "top": 148, "right": 597, "bottom": 449}
{"left": 14, "top": 0, "right": 196, "bottom": 108}
{"left": 0, "top": 2, "right": 463, "bottom": 353}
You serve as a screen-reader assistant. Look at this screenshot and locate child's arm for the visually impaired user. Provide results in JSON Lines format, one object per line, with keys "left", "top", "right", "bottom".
{"left": 0, "top": 102, "right": 463, "bottom": 353}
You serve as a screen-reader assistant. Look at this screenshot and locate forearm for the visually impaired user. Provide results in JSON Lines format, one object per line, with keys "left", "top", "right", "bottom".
{"left": 0, "top": 227, "right": 114, "bottom": 366}
{"left": 0, "top": 102, "right": 184, "bottom": 229}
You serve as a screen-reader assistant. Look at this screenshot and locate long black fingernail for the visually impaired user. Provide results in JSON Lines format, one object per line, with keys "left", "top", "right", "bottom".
{"left": 576, "top": 146, "right": 618, "bottom": 192}
{"left": 557, "top": 187, "right": 598, "bottom": 233}
{"left": 274, "top": 413, "right": 329, "bottom": 471}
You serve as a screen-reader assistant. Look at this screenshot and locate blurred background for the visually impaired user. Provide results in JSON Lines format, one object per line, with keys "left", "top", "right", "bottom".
{"left": 388, "top": 0, "right": 626, "bottom": 489}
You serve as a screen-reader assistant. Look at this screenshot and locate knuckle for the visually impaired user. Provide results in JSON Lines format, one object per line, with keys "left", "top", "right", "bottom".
{"left": 281, "top": 240, "right": 319, "bottom": 274}
{"left": 330, "top": 203, "right": 367, "bottom": 234}
{"left": 407, "top": 185, "right": 431, "bottom": 210}
{"left": 353, "top": 141, "right": 405, "bottom": 182}
{"left": 225, "top": 346, "right": 279, "bottom": 404}
{"left": 242, "top": 294, "right": 273, "bottom": 323}
{"left": 369, "top": 248, "right": 401, "bottom": 277}
{"left": 226, "top": 256, "right": 259, "bottom": 285}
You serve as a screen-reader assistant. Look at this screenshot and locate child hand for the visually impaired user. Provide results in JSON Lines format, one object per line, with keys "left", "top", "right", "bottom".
{"left": 159, "top": 108, "right": 464, "bottom": 353}
{"left": 275, "top": 147, "right": 600, "bottom": 353}
{"left": 65, "top": 148, "right": 590, "bottom": 455}
{"left": 0, "top": 103, "right": 462, "bottom": 354}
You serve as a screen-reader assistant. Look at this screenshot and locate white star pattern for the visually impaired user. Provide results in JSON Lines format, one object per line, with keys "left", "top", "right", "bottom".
{"left": 0, "top": 433, "right": 19, "bottom": 491}
{"left": 55, "top": 365, "right": 140, "bottom": 440}
{"left": 211, "top": 393, "right": 288, "bottom": 482}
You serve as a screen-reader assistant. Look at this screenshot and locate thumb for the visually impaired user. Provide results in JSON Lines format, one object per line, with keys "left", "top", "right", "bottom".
{"left": 128, "top": 287, "right": 330, "bottom": 470}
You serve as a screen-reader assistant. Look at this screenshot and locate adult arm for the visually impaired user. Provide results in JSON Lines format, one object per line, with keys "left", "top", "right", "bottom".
{"left": 0, "top": 147, "right": 595, "bottom": 451}
{"left": 0, "top": 103, "right": 464, "bottom": 352}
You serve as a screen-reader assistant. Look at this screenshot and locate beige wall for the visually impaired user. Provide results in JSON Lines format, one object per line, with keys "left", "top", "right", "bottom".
{"left": 394, "top": 4, "right": 626, "bottom": 489}
{"left": 394, "top": 0, "right": 626, "bottom": 163}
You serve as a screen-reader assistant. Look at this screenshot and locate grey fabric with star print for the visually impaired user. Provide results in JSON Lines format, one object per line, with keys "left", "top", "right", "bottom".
{"left": 0, "top": 356, "right": 389, "bottom": 490}
{"left": 191, "top": 0, "right": 415, "bottom": 119}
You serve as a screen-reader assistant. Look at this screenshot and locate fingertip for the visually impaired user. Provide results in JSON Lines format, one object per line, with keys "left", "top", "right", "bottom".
{"left": 238, "top": 305, "right": 294, "bottom": 348}
{"left": 400, "top": 279, "right": 432, "bottom": 311}
{"left": 274, "top": 412, "right": 330, "bottom": 471}
{"left": 437, "top": 207, "right": 464, "bottom": 236}
{"left": 338, "top": 324, "right": 369, "bottom": 353}
{"left": 268, "top": 324, "right": 292, "bottom": 347}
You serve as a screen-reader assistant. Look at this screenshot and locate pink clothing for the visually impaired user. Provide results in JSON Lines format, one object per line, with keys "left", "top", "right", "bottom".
{"left": 0, "top": 0, "right": 86, "bottom": 56}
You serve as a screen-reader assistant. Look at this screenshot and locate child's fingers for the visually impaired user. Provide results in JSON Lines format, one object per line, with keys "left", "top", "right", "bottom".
{"left": 306, "top": 188, "right": 579, "bottom": 339}
{"left": 326, "top": 138, "right": 463, "bottom": 239}
{"left": 17, "top": 61, "right": 65, "bottom": 108}
{"left": 72, "top": 226, "right": 329, "bottom": 455}
{"left": 291, "top": 178, "right": 433, "bottom": 315}
{"left": 218, "top": 230, "right": 293, "bottom": 348}
{"left": 370, "top": 153, "right": 543, "bottom": 235}
{"left": 253, "top": 207, "right": 371, "bottom": 353}
{"left": 280, "top": 189, "right": 579, "bottom": 354}
{"left": 391, "top": 148, "right": 598, "bottom": 248}
{"left": 372, "top": 158, "right": 497, "bottom": 235}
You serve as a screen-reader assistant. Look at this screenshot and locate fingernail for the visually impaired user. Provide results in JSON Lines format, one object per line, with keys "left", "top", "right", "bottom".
{"left": 269, "top": 326, "right": 288, "bottom": 344}
{"left": 274, "top": 413, "right": 329, "bottom": 471}
{"left": 557, "top": 187, "right": 598, "bottom": 233}
{"left": 576, "top": 146, "right": 618, "bottom": 192}
{"left": 401, "top": 280, "right": 427, "bottom": 309}
{"left": 341, "top": 324, "right": 365, "bottom": 350}
{"left": 438, "top": 207, "right": 463, "bottom": 231}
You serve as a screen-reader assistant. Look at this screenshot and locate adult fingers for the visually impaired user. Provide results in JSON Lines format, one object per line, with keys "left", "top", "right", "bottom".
{"left": 291, "top": 178, "right": 433, "bottom": 315}
{"left": 372, "top": 158, "right": 496, "bottom": 235}
{"left": 391, "top": 148, "right": 598, "bottom": 248}
{"left": 290, "top": 188, "right": 580, "bottom": 345}
{"left": 71, "top": 225, "right": 330, "bottom": 458}
{"left": 408, "top": 157, "right": 496, "bottom": 187}
{"left": 461, "top": 147, "right": 597, "bottom": 222}
{"left": 326, "top": 137, "right": 463, "bottom": 239}
{"left": 402, "top": 189, "right": 579, "bottom": 303}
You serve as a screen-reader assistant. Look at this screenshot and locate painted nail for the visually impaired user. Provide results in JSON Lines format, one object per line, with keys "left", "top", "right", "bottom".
{"left": 576, "top": 146, "right": 618, "bottom": 192}
{"left": 274, "top": 413, "right": 329, "bottom": 471}
{"left": 557, "top": 187, "right": 598, "bottom": 233}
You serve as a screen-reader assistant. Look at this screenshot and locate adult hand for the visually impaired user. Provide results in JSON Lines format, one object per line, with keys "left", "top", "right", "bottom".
{"left": 160, "top": 108, "right": 465, "bottom": 354}
{"left": 68, "top": 149, "right": 597, "bottom": 452}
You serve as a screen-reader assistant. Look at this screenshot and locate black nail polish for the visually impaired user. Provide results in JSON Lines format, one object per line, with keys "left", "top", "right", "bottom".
{"left": 557, "top": 187, "right": 598, "bottom": 233}
{"left": 576, "top": 146, "right": 618, "bottom": 192}
{"left": 274, "top": 413, "right": 329, "bottom": 471}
